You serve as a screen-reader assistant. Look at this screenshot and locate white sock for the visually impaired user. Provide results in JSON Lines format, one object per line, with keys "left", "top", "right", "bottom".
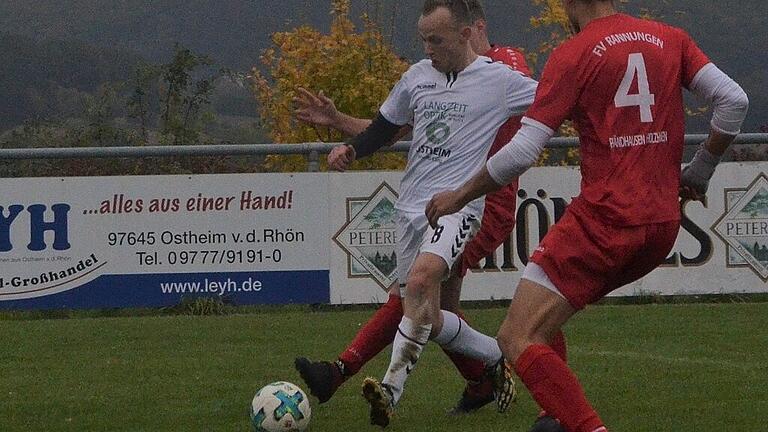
{"left": 433, "top": 309, "right": 461, "bottom": 345}
{"left": 433, "top": 310, "right": 502, "bottom": 367}
{"left": 382, "top": 316, "right": 431, "bottom": 405}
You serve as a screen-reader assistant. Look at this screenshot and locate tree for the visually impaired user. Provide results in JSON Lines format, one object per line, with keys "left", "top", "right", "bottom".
{"left": 157, "top": 46, "right": 223, "bottom": 146}
{"left": 125, "top": 45, "right": 227, "bottom": 147}
{"left": 527, "top": 0, "right": 575, "bottom": 70}
{"left": 127, "top": 62, "right": 161, "bottom": 145}
{"left": 0, "top": 44, "right": 264, "bottom": 178}
{"left": 250, "top": 0, "right": 408, "bottom": 172}
{"left": 528, "top": 0, "right": 580, "bottom": 166}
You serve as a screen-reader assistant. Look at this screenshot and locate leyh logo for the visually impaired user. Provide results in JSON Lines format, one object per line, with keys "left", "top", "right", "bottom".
{"left": 0, "top": 204, "right": 71, "bottom": 252}
{"left": 333, "top": 183, "right": 398, "bottom": 290}
{"left": 712, "top": 173, "right": 768, "bottom": 282}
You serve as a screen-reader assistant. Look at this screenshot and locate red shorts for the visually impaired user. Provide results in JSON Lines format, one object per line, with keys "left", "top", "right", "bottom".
{"left": 459, "top": 180, "right": 518, "bottom": 277}
{"left": 530, "top": 202, "right": 679, "bottom": 310}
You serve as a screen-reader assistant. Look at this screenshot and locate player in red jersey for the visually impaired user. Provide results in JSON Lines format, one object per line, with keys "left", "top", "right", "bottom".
{"left": 292, "top": 0, "right": 568, "bottom": 416}
{"left": 426, "top": 0, "right": 748, "bottom": 431}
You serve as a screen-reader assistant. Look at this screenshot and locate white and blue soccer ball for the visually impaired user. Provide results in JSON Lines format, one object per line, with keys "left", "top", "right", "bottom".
{"left": 250, "top": 381, "right": 311, "bottom": 432}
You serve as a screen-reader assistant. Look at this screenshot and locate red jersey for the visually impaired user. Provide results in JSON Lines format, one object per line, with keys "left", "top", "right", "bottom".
{"left": 485, "top": 45, "right": 531, "bottom": 157}
{"left": 458, "top": 45, "right": 530, "bottom": 275}
{"left": 525, "top": 14, "right": 710, "bottom": 225}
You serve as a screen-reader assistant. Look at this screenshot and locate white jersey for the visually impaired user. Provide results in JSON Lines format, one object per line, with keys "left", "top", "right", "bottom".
{"left": 380, "top": 56, "right": 538, "bottom": 214}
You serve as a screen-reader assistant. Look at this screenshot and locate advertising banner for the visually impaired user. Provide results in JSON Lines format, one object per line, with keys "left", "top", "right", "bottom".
{"left": 1, "top": 162, "right": 765, "bottom": 309}
{"left": 328, "top": 163, "right": 768, "bottom": 303}
{"left": 0, "top": 174, "right": 330, "bottom": 309}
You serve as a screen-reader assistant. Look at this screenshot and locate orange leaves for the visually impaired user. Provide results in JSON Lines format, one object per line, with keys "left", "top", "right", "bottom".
{"left": 529, "top": 0, "right": 571, "bottom": 31}
{"left": 526, "top": 0, "right": 576, "bottom": 76}
{"left": 250, "top": 1, "right": 407, "bottom": 172}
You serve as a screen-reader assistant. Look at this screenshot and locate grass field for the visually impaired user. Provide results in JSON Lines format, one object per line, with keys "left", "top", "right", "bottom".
{"left": 1, "top": 302, "right": 767, "bottom": 431}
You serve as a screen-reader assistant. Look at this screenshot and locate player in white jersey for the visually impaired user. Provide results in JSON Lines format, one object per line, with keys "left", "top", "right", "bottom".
{"left": 326, "top": 0, "right": 538, "bottom": 427}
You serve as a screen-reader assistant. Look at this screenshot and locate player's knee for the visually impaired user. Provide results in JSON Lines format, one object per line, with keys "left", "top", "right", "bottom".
{"left": 405, "top": 272, "right": 433, "bottom": 301}
{"left": 406, "top": 263, "right": 442, "bottom": 294}
{"left": 496, "top": 322, "right": 530, "bottom": 363}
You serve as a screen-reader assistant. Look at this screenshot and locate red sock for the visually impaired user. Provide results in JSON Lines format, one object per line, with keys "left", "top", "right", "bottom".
{"left": 441, "top": 310, "right": 486, "bottom": 383}
{"left": 550, "top": 330, "right": 567, "bottom": 363}
{"left": 337, "top": 293, "right": 403, "bottom": 377}
{"left": 515, "top": 344, "right": 605, "bottom": 432}
{"left": 537, "top": 330, "right": 569, "bottom": 419}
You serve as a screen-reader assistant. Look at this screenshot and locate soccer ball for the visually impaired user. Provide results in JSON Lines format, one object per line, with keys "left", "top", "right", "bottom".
{"left": 250, "top": 381, "right": 311, "bottom": 432}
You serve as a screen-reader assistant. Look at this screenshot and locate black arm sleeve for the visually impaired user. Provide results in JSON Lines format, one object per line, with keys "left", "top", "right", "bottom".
{"left": 347, "top": 112, "right": 402, "bottom": 159}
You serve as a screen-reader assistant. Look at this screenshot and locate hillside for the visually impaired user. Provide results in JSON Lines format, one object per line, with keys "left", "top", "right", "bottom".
{"left": 0, "top": 32, "right": 142, "bottom": 129}
{"left": 0, "top": 0, "right": 764, "bottom": 133}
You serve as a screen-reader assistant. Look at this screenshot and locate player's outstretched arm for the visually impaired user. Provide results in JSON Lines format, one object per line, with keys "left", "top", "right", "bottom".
{"left": 293, "top": 87, "right": 372, "bottom": 136}
{"left": 295, "top": 87, "right": 412, "bottom": 146}
{"left": 326, "top": 112, "right": 403, "bottom": 172}
{"left": 681, "top": 64, "right": 749, "bottom": 200}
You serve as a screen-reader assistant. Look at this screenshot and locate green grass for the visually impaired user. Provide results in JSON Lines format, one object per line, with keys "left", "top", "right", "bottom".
{"left": 1, "top": 303, "right": 767, "bottom": 431}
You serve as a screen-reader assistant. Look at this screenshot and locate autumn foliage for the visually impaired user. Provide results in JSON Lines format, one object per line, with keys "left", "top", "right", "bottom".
{"left": 528, "top": 0, "right": 580, "bottom": 165}
{"left": 527, "top": 0, "right": 575, "bottom": 70}
{"left": 250, "top": 0, "right": 408, "bottom": 172}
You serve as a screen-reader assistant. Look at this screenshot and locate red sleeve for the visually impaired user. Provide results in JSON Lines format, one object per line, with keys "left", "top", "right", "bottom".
{"left": 488, "top": 46, "right": 532, "bottom": 76}
{"left": 524, "top": 47, "right": 580, "bottom": 131}
{"left": 679, "top": 29, "right": 711, "bottom": 88}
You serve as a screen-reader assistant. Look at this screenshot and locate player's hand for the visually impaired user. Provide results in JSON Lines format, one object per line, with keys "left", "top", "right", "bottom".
{"left": 679, "top": 184, "right": 705, "bottom": 202}
{"left": 426, "top": 190, "right": 463, "bottom": 228}
{"left": 680, "top": 142, "right": 721, "bottom": 202}
{"left": 293, "top": 87, "right": 339, "bottom": 127}
{"left": 328, "top": 145, "right": 356, "bottom": 172}
{"left": 679, "top": 164, "right": 709, "bottom": 202}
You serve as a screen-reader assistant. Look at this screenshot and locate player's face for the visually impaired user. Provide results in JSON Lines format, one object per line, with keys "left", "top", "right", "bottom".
{"left": 418, "top": 7, "right": 471, "bottom": 73}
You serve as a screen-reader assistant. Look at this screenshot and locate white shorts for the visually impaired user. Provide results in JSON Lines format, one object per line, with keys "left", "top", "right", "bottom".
{"left": 395, "top": 209, "right": 481, "bottom": 296}
{"left": 522, "top": 262, "right": 566, "bottom": 300}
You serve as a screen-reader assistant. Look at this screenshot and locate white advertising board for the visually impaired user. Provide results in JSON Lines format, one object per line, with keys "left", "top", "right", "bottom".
{"left": 0, "top": 173, "right": 330, "bottom": 309}
{"left": 328, "top": 162, "right": 768, "bottom": 304}
{"left": 1, "top": 163, "right": 765, "bottom": 309}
